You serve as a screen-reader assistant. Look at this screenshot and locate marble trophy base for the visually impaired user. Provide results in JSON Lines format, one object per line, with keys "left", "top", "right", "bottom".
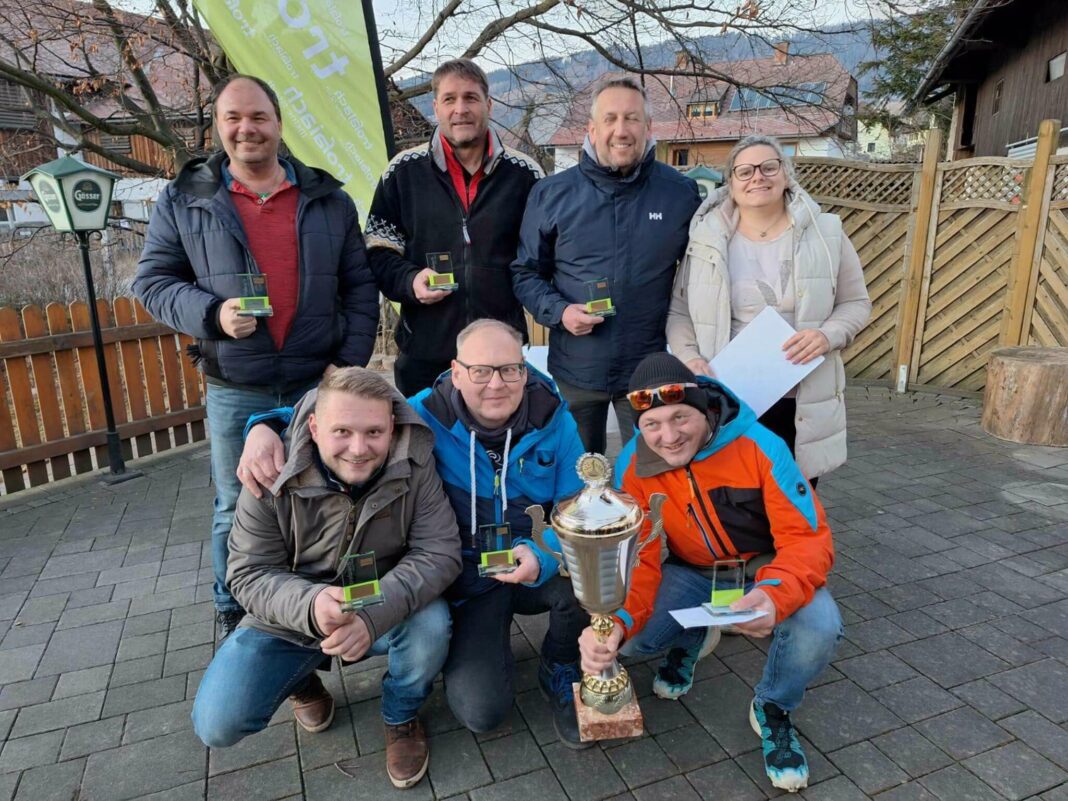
{"left": 572, "top": 683, "right": 644, "bottom": 742}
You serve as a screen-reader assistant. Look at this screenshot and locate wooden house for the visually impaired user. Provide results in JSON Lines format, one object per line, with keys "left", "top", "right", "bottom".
{"left": 914, "top": 0, "right": 1068, "bottom": 158}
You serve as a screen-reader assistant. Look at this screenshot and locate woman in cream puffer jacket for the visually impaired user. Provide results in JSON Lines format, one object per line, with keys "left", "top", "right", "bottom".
{"left": 666, "top": 135, "right": 871, "bottom": 480}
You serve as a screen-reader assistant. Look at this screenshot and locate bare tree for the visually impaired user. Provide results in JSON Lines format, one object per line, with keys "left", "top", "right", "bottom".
{"left": 0, "top": 0, "right": 862, "bottom": 178}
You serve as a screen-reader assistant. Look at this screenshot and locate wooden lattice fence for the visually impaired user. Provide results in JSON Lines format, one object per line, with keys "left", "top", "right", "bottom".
{"left": 1026, "top": 156, "right": 1068, "bottom": 348}
{"left": 0, "top": 298, "right": 206, "bottom": 494}
{"left": 795, "top": 119, "right": 1066, "bottom": 397}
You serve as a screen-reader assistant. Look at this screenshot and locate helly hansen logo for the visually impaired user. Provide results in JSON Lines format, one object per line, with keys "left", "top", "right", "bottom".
{"left": 649, "top": 212, "right": 663, "bottom": 220}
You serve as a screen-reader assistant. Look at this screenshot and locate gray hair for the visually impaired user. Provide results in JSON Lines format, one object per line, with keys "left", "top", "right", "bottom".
{"left": 589, "top": 76, "right": 653, "bottom": 123}
{"left": 724, "top": 135, "right": 795, "bottom": 183}
{"left": 456, "top": 318, "right": 524, "bottom": 354}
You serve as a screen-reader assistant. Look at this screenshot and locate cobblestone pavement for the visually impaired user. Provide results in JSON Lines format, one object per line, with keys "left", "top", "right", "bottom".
{"left": 1, "top": 387, "right": 1066, "bottom": 801}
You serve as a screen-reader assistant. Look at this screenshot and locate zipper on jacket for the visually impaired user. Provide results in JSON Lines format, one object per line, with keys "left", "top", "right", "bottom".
{"left": 686, "top": 466, "right": 731, "bottom": 556}
{"left": 687, "top": 504, "right": 720, "bottom": 561}
{"left": 493, "top": 469, "right": 502, "bottom": 524}
{"left": 461, "top": 213, "right": 473, "bottom": 323}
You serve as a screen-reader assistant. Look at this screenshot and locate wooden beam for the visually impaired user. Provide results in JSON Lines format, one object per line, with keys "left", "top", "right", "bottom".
{"left": 1000, "top": 118, "right": 1061, "bottom": 347}
{"left": 894, "top": 127, "right": 942, "bottom": 393}
{"left": 0, "top": 321, "right": 175, "bottom": 360}
{"left": 0, "top": 407, "right": 205, "bottom": 471}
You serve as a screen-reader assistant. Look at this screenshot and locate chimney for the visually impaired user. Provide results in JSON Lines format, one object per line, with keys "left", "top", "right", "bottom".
{"left": 772, "top": 41, "right": 789, "bottom": 65}
{"left": 675, "top": 50, "right": 691, "bottom": 71}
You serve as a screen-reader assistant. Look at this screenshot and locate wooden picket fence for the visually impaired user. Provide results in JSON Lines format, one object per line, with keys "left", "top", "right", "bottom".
{"left": 796, "top": 118, "right": 1067, "bottom": 395}
{"left": 0, "top": 298, "right": 206, "bottom": 494}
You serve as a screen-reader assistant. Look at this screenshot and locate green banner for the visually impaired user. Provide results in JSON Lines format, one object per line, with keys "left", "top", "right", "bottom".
{"left": 193, "top": 0, "right": 390, "bottom": 217}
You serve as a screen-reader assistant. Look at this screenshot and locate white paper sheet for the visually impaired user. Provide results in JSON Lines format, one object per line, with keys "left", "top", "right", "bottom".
{"left": 708, "top": 307, "right": 824, "bottom": 418}
{"left": 669, "top": 606, "right": 769, "bottom": 629}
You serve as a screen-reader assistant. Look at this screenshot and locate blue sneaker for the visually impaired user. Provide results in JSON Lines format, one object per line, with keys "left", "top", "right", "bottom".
{"left": 652, "top": 627, "right": 720, "bottom": 700}
{"left": 749, "top": 700, "right": 809, "bottom": 792}
{"left": 538, "top": 660, "right": 593, "bottom": 749}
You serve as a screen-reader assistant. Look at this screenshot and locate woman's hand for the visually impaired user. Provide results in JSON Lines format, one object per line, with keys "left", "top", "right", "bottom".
{"left": 686, "top": 357, "right": 714, "bottom": 378}
{"left": 783, "top": 329, "right": 830, "bottom": 365}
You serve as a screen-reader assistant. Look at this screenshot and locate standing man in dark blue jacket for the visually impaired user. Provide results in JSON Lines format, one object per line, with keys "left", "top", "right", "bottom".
{"left": 511, "top": 76, "right": 701, "bottom": 454}
{"left": 365, "top": 59, "right": 543, "bottom": 397}
{"left": 134, "top": 75, "right": 379, "bottom": 640}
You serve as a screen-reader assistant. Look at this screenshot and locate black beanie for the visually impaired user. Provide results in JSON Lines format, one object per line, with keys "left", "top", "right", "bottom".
{"left": 628, "top": 352, "right": 709, "bottom": 416}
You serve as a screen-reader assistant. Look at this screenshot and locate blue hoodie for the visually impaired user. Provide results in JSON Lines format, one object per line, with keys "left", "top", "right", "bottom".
{"left": 410, "top": 365, "right": 586, "bottom": 600}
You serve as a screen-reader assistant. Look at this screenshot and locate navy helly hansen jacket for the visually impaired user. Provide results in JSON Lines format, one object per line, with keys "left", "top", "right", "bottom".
{"left": 134, "top": 152, "right": 378, "bottom": 391}
{"left": 511, "top": 145, "right": 701, "bottom": 394}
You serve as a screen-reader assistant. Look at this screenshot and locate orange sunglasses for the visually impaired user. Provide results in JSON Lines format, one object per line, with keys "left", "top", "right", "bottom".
{"left": 626, "top": 382, "right": 698, "bottom": 411}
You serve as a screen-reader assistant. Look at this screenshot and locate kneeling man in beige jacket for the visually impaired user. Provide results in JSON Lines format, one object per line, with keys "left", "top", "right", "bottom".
{"left": 191, "top": 367, "right": 461, "bottom": 790}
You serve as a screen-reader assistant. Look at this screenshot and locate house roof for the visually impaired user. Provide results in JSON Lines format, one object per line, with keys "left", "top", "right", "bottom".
{"left": 549, "top": 52, "right": 854, "bottom": 147}
{"left": 911, "top": 0, "right": 1014, "bottom": 107}
{"left": 0, "top": 1, "right": 200, "bottom": 119}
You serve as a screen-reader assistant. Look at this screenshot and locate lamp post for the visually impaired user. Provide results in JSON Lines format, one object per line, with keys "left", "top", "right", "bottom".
{"left": 23, "top": 156, "right": 141, "bottom": 484}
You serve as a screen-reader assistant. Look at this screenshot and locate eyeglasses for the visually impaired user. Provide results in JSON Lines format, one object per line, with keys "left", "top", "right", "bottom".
{"left": 731, "top": 158, "right": 783, "bottom": 181}
{"left": 626, "top": 383, "right": 698, "bottom": 411}
{"left": 456, "top": 360, "right": 526, "bottom": 384}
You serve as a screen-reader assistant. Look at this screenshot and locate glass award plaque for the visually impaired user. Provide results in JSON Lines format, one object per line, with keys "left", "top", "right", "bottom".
{"left": 339, "top": 551, "right": 384, "bottom": 612}
{"left": 584, "top": 277, "right": 615, "bottom": 317}
{"left": 426, "top": 252, "right": 458, "bottom": 290}
{"left": 236, "top": 273, "right": 273, "bottom": 317}
{"left": 702, "top": 558, "right": 748, "bottom": 616}
{"left": 476, "top": 523, "right": 516, "bottom": 577}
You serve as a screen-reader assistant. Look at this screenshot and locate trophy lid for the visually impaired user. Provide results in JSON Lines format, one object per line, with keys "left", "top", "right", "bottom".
{"left": 551, "top": 454, "right": 643, "bottom": 536}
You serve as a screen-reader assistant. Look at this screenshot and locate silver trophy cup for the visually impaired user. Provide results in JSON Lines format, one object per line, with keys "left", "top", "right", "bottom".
{"left": 526, "top": 453, "right": 665, "bottom": 715}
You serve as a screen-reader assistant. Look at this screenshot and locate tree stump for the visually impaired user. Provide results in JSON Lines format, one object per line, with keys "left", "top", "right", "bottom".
{"left": 982, "top": 347, "right": 1068, "bottom": 446}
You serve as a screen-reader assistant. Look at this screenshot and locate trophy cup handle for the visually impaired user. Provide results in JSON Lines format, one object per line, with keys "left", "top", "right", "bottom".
{"left": 632, "top": 493, "right": 666, "bottom": 570}
{"left": 524, "top": 504, "right": 563, "bottom": 561}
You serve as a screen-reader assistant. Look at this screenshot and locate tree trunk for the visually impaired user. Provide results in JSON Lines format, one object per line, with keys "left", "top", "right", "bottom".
{"left": 982, "top": 347, "right": 1068, "bottom": 446}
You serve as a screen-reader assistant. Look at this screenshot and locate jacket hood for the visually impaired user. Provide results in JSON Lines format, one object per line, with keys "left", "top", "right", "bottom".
{"left": 270, "top": 385, "right": 436, "bottom": 495}
{"left": 416, "top": 361, "right": 565, "bottom": 444}
{"left": 173, "top": 151, "right": 343, "bottom": 200}
{"left": 690, "top": 177, "right": 824, "bottom": 241}
{"left": 633, "top": 377, "right": 758, "bottom": 479}
{"left": 429, "top": 126, "right": 508, "bottom": 176}
{"left": 579, "top": 136, "right": 658, "bottom": 188}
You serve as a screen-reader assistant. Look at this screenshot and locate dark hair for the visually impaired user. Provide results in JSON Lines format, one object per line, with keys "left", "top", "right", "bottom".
{"left": 211, "top": 74, "right": 282, "bottom": 121}
{"left": 431, "top": 59, "right": 490, "bottom": 99}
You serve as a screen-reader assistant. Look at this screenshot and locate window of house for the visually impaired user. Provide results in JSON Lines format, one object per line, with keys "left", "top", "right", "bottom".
{"left": 673, "top": 149, "right": 690, "bottom": 167}
{"left": 687, "top": 103, "right": 719, "bottom": 118}
{"left": 992, "top": 80, "right": 1003, "bottom": 115}
{"left": 867, "top": 142, "right": 876, "bottom": 153}
{"left": 781, "top": 143, "right": 797, "bottom": 157}
{"left": 1049, "top": 52, "right": 1066, "bottom": 82}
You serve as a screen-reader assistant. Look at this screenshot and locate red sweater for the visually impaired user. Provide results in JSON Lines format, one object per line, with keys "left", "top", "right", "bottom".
{"left": 229, "top": 175, "right": 299, "bottom": 350}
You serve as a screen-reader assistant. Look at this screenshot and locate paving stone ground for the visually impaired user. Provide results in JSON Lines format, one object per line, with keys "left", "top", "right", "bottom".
{"left": 1, "top": 386, "right": 1066, "bottom": 800}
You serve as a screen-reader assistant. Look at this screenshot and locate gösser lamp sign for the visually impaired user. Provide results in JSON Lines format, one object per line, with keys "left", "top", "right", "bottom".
{"left": 22, "top": 156, "right": 119, "bottom": 232}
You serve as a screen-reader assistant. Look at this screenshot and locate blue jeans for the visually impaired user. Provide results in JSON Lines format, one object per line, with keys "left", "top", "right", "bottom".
{"left": 621, "top": 563, "right": 843, "bottom": 711}
{"left": 205, "top": 381, "right": 314, "bottom": 612}
{"left": 192, "top": 599, "right": 451, "bottom": 746}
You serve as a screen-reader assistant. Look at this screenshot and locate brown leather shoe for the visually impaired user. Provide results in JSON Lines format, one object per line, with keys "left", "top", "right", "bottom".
{"left": 384, "top": 718, "right": 429, "bottom": 789}
{"left": 289, "top": 673, "right": 334, "bottom": 733}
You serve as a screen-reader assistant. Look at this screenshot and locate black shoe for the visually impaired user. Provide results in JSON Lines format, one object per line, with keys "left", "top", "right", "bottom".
{"left": 216, "top": 610, "right": 244, "bottom": 641}
{"left": 538, "top": 660, "right": 593, "bottom": 750}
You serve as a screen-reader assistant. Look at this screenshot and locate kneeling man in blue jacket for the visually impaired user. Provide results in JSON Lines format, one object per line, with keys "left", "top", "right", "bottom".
{"left": 239, "top": 319, "right": 592, "bottom": 748}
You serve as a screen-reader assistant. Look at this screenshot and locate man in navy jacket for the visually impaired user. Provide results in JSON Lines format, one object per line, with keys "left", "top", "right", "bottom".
{"left": 511, "top": 76, "right": 701, "bottom": 454}
{"left": 134, "top": 75, "right": 378, "bottom": 640}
